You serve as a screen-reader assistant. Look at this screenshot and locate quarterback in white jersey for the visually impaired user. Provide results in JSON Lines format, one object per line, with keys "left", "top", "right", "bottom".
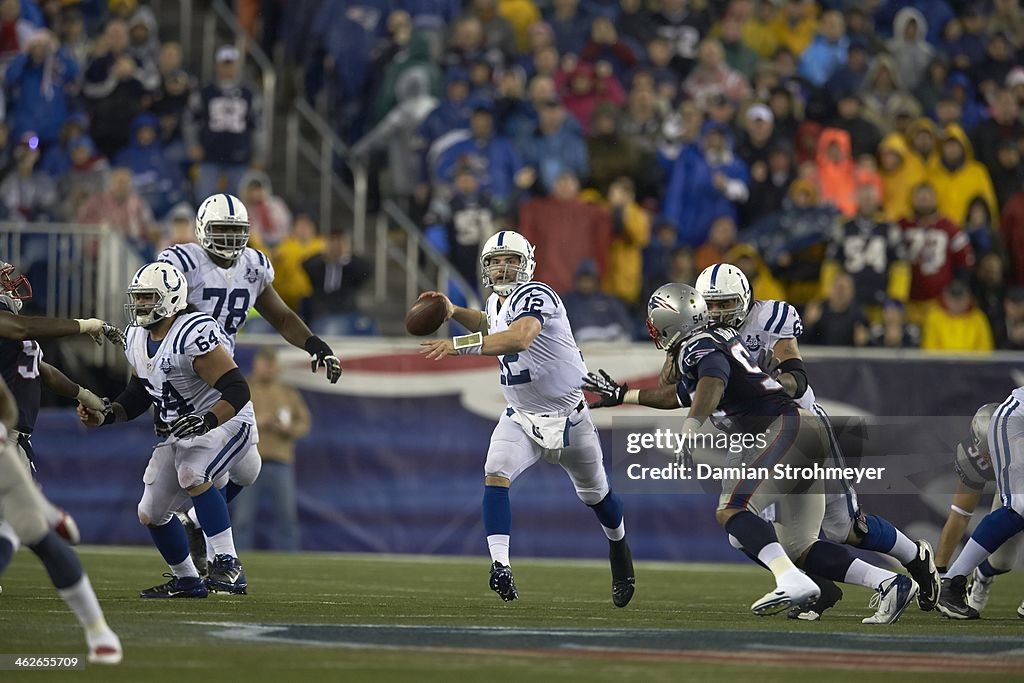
{"left": 158, "top": 193, "right": 340, "bottom": 569}
{"left": 939, "top": 388, "right": 1024, "bottom": 619}
{"left": 693, "top": 263, "right": 940, "bottom": 616}
{"left": 79, "top": 263, "right": 256, "bottom": 598}
{"left": 419, "top": 230, "right": 635, "bottom": 607}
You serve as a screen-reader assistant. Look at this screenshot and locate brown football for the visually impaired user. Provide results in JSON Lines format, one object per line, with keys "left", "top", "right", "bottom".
{"left": 405, "top": 296, "right": 447, "bottom": 336}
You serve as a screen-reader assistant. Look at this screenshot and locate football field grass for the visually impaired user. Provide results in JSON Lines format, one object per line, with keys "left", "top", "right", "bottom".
{"left": 1, "top": 547, "right": 1022, "bottom": 682}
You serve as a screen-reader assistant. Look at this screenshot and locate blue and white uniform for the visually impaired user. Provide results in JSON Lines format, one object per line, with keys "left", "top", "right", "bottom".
{"left": 989, "top": 388, "right": 1024, "bottom": 519}
{"left": 483, "top": 281, "right": 608, "bottom": 504}
{"left": 126, "top": 312, "right": 257, "bottom": 525}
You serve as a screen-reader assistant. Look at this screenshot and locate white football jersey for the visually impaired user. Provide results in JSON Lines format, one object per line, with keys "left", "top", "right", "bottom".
{"left": 157, "top": 243, "right": 274, "bottom": 355}
{"left": 485, "top": 281, "right": 588, "bottom": 414}
{"left": 125, "top": 311, "right": 255, "bottom": 427}
{"left": 736, "top": 299, "right": 817, "bottom": 410}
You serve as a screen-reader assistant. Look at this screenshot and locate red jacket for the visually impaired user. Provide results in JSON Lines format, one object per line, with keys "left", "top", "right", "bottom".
{"left": 898, "top": 214, "right": 974, "bottom": 301}
{"left": 518, "top": 197, "right": 611, "bottom": 294}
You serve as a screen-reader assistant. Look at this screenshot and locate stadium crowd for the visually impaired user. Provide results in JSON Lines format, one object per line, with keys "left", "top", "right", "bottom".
{"left": 5, "top": 0, "right": 1024, "bottom": 350}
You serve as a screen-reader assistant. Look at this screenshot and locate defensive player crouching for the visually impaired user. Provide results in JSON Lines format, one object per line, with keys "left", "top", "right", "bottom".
{"left": 586, "top": 284, "right": 919, "bottom": 623}
{"left": 79, "top": 263, "right": 256, "bottom": 597}
{"left": 419, "top": 230, "right": 635, "bottom": 607}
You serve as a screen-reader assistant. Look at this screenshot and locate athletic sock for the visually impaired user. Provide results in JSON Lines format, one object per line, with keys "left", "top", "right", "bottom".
{"left": 192, "top": 486, "right": 236, "bottom": 558}
{"left": 148, "top": 517, "right": 190, "bottom": 567}
{"left": 487, "top": 535, "right": 510, "bottom": 566}
{"left": 56, "top": 575, "right": 108, "bottom": 633}
{"left": 28, "top": 530, "right": 83, "bottom": 589}
{"left": 844, "top": 559, "right": 897, "bottom": 590}
{"left": 483, "top": 485, "right": 511, "bottom": 564}
{"left": 725, "top": 511, "right": 798, "bottom": 578}
{"left": 206, "top": 528, "right": 237, "bottom": 558}
{"left": 803, "top": 539, "right": 895, "bottom": 590}
{"left": 588, "top": 491, "right": 625, "bottom": 541}
{"left": 169, "top": 556, "right": 200, "bottom": 579}
{"left": 948, "top": 507, "right": 1024, "bottom": 578}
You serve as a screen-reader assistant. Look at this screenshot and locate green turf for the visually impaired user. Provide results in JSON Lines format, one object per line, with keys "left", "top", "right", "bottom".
{"left": 1, "top": 547, "right": 1021, "bottom": 682}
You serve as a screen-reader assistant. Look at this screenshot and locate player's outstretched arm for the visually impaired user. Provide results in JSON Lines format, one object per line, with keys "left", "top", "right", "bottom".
{"left": 166, "top": 345, "right": 251, "bottom": 439}
{"left": 582, "top": 369, "right": 683, "bottom": 410}
{"left": 935, "top": 483, "right": 983, "bottom": 570}
{"left": 420, "top": 316, "right": 540, "bottom": 360}
{"left": 77, "top": 373, "right": 152, "bottom": 427}
{"left": 255, "top": 286, "right": 341, "bottom": 383}
{"left": 38, "top": 362, "right": 105, "bottom": 411}
{"left": 0, "top": 311, "right": 123, "bottom": 345}
{"left": 417, "top": 291, "right": 487, "bottom": 333}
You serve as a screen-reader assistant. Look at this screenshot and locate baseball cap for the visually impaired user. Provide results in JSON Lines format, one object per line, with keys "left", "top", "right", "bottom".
{"left": 746, "top": 104, "right": 774, "bottom": 124}
{"left": 216, "top": 46, "right": 240, "bottom": 63}
{"left": 1007, "top": 66, "right": 1024, "bottom": 89}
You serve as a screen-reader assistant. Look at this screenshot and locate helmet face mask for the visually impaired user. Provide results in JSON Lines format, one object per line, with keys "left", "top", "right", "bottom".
{"left": 695, "top": 263, "right": 752, "bottom": 328}
{"left": 202, "top": 221, "right": 249, "bottom": 260}
{"left": 479, "top": 231, "right": 536, "bottom": 296}
{"left": 196, "top": 194, "right": 250, "bottom": 261}
{"left": 0, "top": 262, "right": 32, "bottom": 311}
{"left": 125, "top": 263, "right": 188, "bottom": 328}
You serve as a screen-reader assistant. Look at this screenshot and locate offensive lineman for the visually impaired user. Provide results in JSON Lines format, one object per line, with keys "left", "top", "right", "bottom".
{"left": 158, "top": 193, "right": 341, "bottom": 569}
{"left": 585, "top": 284, "right": 919, "bottom": 623}
{"left": 419, "top": 230, "right": 636, "bottom": 607}
{"left": 79, "top": 263, "right": 256, "bottom": 597}
{"left": 693, "top": 263, "right": 940, "bottom": 616}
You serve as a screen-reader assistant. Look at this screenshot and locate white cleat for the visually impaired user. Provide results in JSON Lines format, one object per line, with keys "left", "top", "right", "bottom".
{"left": 751, "top": 570, "right": 820, "bottom": 616}
{"left": 863, "top": 575, "right": 919, "bottom": 624}
{"left": 967, "top": 569, "right": 993, "bottom": 614}
{"left": 86, "top": 630, "right": 122, "bottom": 665}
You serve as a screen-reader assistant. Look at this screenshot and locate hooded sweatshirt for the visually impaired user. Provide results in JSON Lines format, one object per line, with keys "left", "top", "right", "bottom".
{"left": 878, "top": 132, "right": 927, "bottom": 222}
{"left": 930, "top": 124, "right": 999, "bottom": 225}
{"left": 887, "top": 8, "right": 933, "bottom": 90}
{"left": 816, "top": 128, "right": 857, "bottom": 217}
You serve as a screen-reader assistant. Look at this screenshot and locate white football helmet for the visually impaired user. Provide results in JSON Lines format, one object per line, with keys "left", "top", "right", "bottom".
{"left": 480, "top": 230, "right": 536, "bottom": 296}
{"left": 971, "top": 403, "right": 999, "bottom": 455}
{"left": 126, "top": 262, "right": 188, "bottom": 327}
{"left": 646, "top": 282, "right": 709, "bottom": 350}
{"left": 196, "top": 193, "right": 249, "bottom": 260}
{"left": 696, "top": 263, "right": 752, "bottom": 327}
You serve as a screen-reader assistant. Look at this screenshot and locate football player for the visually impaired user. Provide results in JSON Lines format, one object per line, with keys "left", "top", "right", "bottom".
{"left": 0, "top": 260, "right": 122, "bottom": 578}
{"left": 0, "top": 375, "right": 122, "bottom": 664}
{"left": 935, "top": 403, "right": 1022, "bottom": 618}
{"left": 693, "top": 263, "right": 940, "bottom": 616}
{"left": 158, "top": 193, "right": 341, "bottom": 569}
{"left": 938, "top": 390, "right": 1024, "bottom": 619}
{"left": 586, "top": 284, "right": 919, "bottom": 623}
{"left": 419, "top": 231, "right": 635, "bottom": 607}
{"left": 78, "top": 263, "right": 257, "bottom": 597}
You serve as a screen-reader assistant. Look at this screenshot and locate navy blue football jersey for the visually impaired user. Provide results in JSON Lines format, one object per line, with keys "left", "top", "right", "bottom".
{"left": 825, "top": 217, "right": 906, "bottom": 307}
{"left": 0, "top": 299, "right": 41, "bottom": 434}
{"left": 674, "top": 325, "right": 797, "bottom": 422}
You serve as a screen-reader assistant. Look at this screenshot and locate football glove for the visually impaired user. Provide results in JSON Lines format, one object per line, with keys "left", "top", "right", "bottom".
{"left": 582, "top": 369, "right": 628, "bottom": 409}
{"left": 101, "top": 323, "right": 126, "bottom": 347}
{"left": 305, "top": 335, "right": 342, "bottom": 384}
{"left": 169, "top": 412, "right": 217, "bottom": 439}
{"left": 756, "top": 347, "right": 782, "bottom": 378}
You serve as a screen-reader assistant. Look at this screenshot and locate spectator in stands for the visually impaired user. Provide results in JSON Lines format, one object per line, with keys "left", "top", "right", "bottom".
{"left": 878, "top": 133, "right": 927, "bottom": 223}
{"left": 0, "top": 0, "right": 34, "bottom": 74}
{"left": 728, "top": 242, "right": 786, "bottom": 302}
{"left": 418, "top": 67, "right": 471, "bottom": 152}
{"left": 519, "top": 170, "right": 611, "bottom": 293}
{"left": 518, "top": 97, "right": 588, "bottom": 194}
{"left": 860, "top": 55, "right": 903, "bottom": 133}
{"left": 695, "top": 216, "right": 738, "bottom": 272}
{"left": 562, "top": 259, "right": 634, "bottom": 342}
{"left": 585, "top": 104, "right": 642, "bottom": 196}
{"left": 302, "top": 228, "right": 373, "bottom": 328}
{"left": 371, "top": 30, "right": 439, "bottom": 125}
{"left": 603, "top": 176, "right": 649, "bottom": 306}
{"left": 1001, "top": 185, "right": 1024, "bottom": 285}
{"left": 56, "top": 6, "right": 89, "bottom": 67}
{"left": 816, "top": 127, "right": 857, "bottom": 217}
{"left": 682, "top": 38, "right": 750, "bottom": 107}
{"left": 499, "top": 0, "right": 541, "bottom": 53}
{"left": 239, "top": 170, "right": 292, "bottom": 249}
{"left": 869, "top": 299, "right": 920, "bottom": 348}
{"left": 736, "top": 103, "right": 777, "bottom": 180}
{"left": 930, "top": 124, "right": 998, "bottom": 227}
{"left": 973, "top": 252, "right": 1006, "bottom": 335}
{"left": 75, "top": 167, "right": 159, "bottom": 257}
{"left": 996, "top": 286, "right": 1024, "bottom": 350}
{"left": 770, "top": 0, "right": 816, "bottom": 57}
{"left": 743, "top": 141, "right": 793, "bottom": 225}
{"left": 424, "top": 165, "right": 495, "bottom": 290}
{"left": 887, "top": 8, "right": 933, "bottom": 91}
{"left": 653, "top": 0, "right": 708, "bottom": 75}
{"left": 799, "top": 10, "right": 848, "bottom": 89}
{"left": 899, "top": 182, "right": 974, "bottom": 320}
{"left": 559, "top": 61, "right": 626, "bottom": 135}
{"left": 435, "top": 100, "right": 522, "bottom": 208}
{"left": 581, "top": 16, "right": 638, "bottom": 82}
{"left": 467, "top": 0, "right": 516, "bottom": 56}
{"left": 964, "top": 196, "right": 996, "bottom": 256}
{"left": 152, "top": 43, "right": 192, "bottom": 175}
{"left": 920, "top": 279, "right": 994, "bottom": 352}
{"left": 160, "top": 203, "right": 195, "bottom": 250}
{"left": 643, "top": 219, "right": 683, "bottom": 297}
{"left": 60, "top": 133, "right": 108, "bottom": 219}
{"left": 125, "top": 4, "right": 158, "bottom": 91}
{"left": 113, "top": 113, "right": 187, "bottom": 219}
{"left": 443, "top": 15, "right": 486, "bottom": 70}
{"left": 548, "top": 0, "right": 588, "bottom": 57}
{"left": 991, "top": 139, "right": 1024, "bottom": 211}
{"left": 618, "top": 0, "right": 656, "bottom": 48}
{"left": 942, "top": 12, "right": 984, "bottom": 75}
{"left": 718, "top": 10, "right": 758, "bottom": 81}
{"left": 0, "top": 132, "right": 58, "bottom": 221}
{"left": 273, "top": 212, "right": 325, "bottom": 312}
{"left": 640, "top": 35, "right": 680, "bottom": 106}
{"left": 803, "top": 272, "right": 870, "bottom": 347}
{"left": 971, "top": 90, "right": 1024, "bottom": 177}
{"left": 824, "top": 39, "right": 869, "bottom": 97}
{"left": 233, "top": 347, "right": 310, "bottom": 552}
{"left": 83, "top": 19, "right": 147, "bottom": 158}
{"left": 4, "top": 29, "right": 78, "bottom": 146}
{"left": 662, "top": 119, "right": 749, "bottom": 247}
{"left": 906, "top": 116, "right": 939, "bottom": 168}
{"left": 945, "top": 73, "right": 986, "bottom": 133}
{"left": 186, "top": 45, "right": 264, "bottom": 202}
{"left": 974, "top": 32, "right": 1017, "bottom": 100}
{"left": 912, "top": 58, "right": 949, "bottom": 115}
{"left": 830, "top": 92, "right": 882, "bottom": 161}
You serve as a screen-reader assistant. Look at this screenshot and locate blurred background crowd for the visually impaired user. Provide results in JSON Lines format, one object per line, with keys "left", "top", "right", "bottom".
{"left": 5, "top": 0, "right": 1024, "bottom": 350}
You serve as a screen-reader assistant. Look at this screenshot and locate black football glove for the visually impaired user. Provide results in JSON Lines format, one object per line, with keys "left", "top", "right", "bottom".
{"left": 169, "top": 413, "right": 217, "bottom": 439}
{"left": 756, "top": 347, "right": 782, "bottom": 378}
{"left": 305, "top": 335, "right": 342, "bottom": 384}
{"left": 582, "top": 369, "right": 628, "bottom": 409}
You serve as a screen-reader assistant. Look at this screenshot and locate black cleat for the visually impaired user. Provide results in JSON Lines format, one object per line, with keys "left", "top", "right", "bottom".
{"left": 937, "top": 575, "right": 980, "bottom": 619}
{"left": 609, "top": 538, "right": 636, "bottom": 608}
{"left": 177, "top": 512, "right": 208, "bottom": 577}
{"left": 787, "top": 575, "right": 844, "bottom": 620}
{"left": 140, "top": 573, "right": 208, "bottom": 598}
{"left": 904, "top": 539, "right": 940, "bottom": 611}
{"left": 489, "top": 561, "right": 518, "bottom": 602}
{"left": 205, "top": 554, "right": 247, "bottom": 595}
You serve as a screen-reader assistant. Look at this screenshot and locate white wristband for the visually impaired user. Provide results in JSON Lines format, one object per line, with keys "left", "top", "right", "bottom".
{"left": 624, "top": 389, "right": 640, "bottom": 404}
{"left": 683, "top": 417, "right": 702, "bottom": 434}
{"left": 950, "top": 504, "right": 972, "bottom": 518}
{"left": 453, "top": 332, "right": 483, "bottom": 355}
